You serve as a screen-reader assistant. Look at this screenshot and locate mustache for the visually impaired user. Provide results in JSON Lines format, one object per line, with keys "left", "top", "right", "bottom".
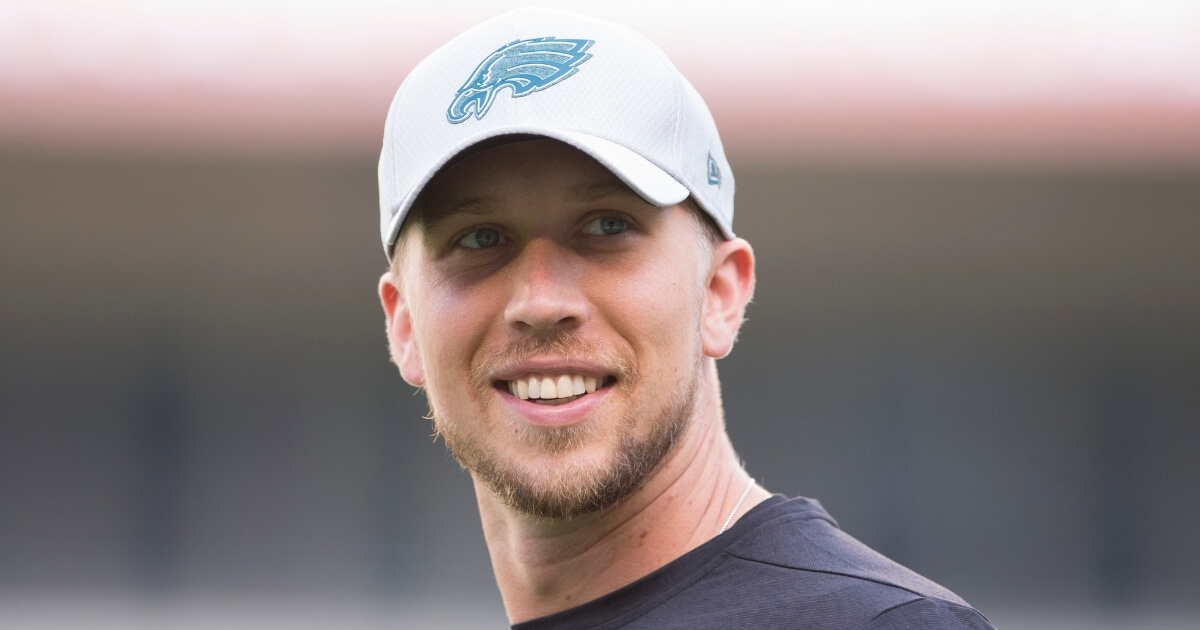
{"left": 469, "top": 331, "right": 635, "bottom": 394}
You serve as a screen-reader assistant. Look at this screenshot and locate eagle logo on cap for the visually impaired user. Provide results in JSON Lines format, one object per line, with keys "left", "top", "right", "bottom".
{"left": 447, "top": 37, "right": 594, "bottom": 124}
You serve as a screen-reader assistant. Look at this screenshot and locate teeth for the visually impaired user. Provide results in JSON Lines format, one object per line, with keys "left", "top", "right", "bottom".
{"left": 505, "top": 373, "right": 609, "bottom": 401}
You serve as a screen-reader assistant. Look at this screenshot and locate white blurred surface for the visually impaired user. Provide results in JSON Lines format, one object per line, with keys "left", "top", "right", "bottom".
{"left": 0, "top": 595, "right": 507, "bottom": 630}
{"left": 2, "top": 1, "right": 1199, "bottom": 163}
{"left": 4, "top": 0, "right": 1198, "bottom": 100}
{"left": 2, "top": 597, "right": 1200, "bottom": 630}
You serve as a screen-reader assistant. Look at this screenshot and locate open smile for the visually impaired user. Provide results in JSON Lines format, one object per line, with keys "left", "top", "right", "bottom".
{"left": 496, "top": 374, "right": 614, "bottom": 405}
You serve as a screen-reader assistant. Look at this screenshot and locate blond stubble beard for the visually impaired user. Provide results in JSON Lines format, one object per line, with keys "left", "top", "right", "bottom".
{"left": 428, "top": 333, "right": 701, "bottom": 520}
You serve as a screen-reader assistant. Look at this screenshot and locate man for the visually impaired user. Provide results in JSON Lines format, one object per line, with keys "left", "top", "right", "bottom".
{"left": 377, "top": 8, "right": 993, "bottom": 629}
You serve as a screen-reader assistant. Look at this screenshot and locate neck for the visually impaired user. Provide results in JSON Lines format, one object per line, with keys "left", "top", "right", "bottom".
{"left": 474, "top": 361, "right": 772, "bottom": 624}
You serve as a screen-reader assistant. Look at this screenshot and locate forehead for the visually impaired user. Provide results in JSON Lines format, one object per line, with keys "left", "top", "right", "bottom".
{"left": 411, "top": 139, "right": 648, "bottom": 229}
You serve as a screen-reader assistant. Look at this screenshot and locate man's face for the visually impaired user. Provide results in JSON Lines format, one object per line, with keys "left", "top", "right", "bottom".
{"left": 384, "top": 140, "right": 714, "bottom": 519}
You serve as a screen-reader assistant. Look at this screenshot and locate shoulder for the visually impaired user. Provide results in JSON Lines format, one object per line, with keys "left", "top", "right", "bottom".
{"left": 866, "top": 597, "right": 995, "bottom": 629}
{"left": 728, "top": 497, "right": 967, "bottom": 605}
{"left": 514, "top": 496, "right": 995, "bottom": 630}
{"left": 708, "top": 496, "right": 994, "bottom": 629}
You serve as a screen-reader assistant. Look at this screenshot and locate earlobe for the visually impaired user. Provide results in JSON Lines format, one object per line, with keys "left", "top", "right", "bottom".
{"left": 379, "top": 271, "right": 426, "bottom": 387}
{"left": 701, "top": 238, "right": 756, "bottom": 359}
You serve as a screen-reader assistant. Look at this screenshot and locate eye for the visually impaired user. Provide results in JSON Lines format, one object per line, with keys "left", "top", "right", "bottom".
{"left": 458, "top": 227, "right": 503, "bottom": 249}
{"left": 582, "top": 217, "right": 628, "bottom": 236}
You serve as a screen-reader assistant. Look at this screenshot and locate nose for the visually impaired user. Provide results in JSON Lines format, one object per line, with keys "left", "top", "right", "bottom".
{"left": 504, "top": 239, "right": 588, "bottom": 332}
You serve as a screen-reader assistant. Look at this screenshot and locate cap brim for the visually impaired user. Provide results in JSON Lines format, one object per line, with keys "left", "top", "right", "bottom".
{"left": 550, "top": 130, "right": 689, "bottom": 207}
{"left": 384, "top": 128, "right": 689, "bottom": 259}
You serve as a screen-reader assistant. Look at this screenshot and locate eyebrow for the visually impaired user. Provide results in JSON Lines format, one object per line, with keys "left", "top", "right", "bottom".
{"left": 416, "top": 196, "right": 497, "bottom": 232}
{"left": 417, "top": 180, "right": 649, "bottom": 231}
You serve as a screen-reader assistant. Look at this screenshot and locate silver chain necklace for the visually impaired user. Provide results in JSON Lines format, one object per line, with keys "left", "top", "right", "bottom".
{"left": 719, "top": 477, "right": 756, "bottom": 535}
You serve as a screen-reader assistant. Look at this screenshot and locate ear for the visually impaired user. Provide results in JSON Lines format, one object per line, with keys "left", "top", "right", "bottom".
{"left": 701, "top": 238, "right": 756, "bottom": 359}
{"left": 379, "top": 270, "right": 426, "bottom": 387}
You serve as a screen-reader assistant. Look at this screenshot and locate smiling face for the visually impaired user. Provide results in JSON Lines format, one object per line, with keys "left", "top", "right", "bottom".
{"left": 380, "top": 139, "right": 722, "bottom": 519}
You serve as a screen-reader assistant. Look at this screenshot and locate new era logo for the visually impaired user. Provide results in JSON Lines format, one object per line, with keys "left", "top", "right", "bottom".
{"left": 707, "top": 154, "right": 721, "bottom": 187}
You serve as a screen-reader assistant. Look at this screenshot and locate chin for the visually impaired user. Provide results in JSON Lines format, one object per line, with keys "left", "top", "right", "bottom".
{"left": 438, "top": 390, "right": 696, "bottom": 520}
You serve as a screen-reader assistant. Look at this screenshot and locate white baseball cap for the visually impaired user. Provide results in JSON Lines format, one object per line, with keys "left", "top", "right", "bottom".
{"left": 378, "top": 7, "right": 735, "bottom": 261}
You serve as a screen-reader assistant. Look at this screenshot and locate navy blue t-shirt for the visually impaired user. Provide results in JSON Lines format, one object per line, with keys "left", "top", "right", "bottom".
{"left": 513, "top": 496, "right": 994, "bottom": 629}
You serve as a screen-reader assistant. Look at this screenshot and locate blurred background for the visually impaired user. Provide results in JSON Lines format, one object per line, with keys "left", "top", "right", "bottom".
{"left": 2, "top": 1, "right": 1198, "bottom": 628}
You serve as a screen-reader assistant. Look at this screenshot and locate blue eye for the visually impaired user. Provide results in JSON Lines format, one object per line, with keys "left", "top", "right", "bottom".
{"left": 458, "top": 228, "right": 502, "bottom": 249}
{"left": 583, "top": 217, "right": 627, "bottom": 236}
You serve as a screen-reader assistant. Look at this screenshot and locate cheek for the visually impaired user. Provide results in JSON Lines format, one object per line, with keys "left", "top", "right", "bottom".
{"left": 592, "top": 248, "right": 704, "bottom": 362}
{"left": 408, "top": 275, "right": 497, "bottom": 389}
